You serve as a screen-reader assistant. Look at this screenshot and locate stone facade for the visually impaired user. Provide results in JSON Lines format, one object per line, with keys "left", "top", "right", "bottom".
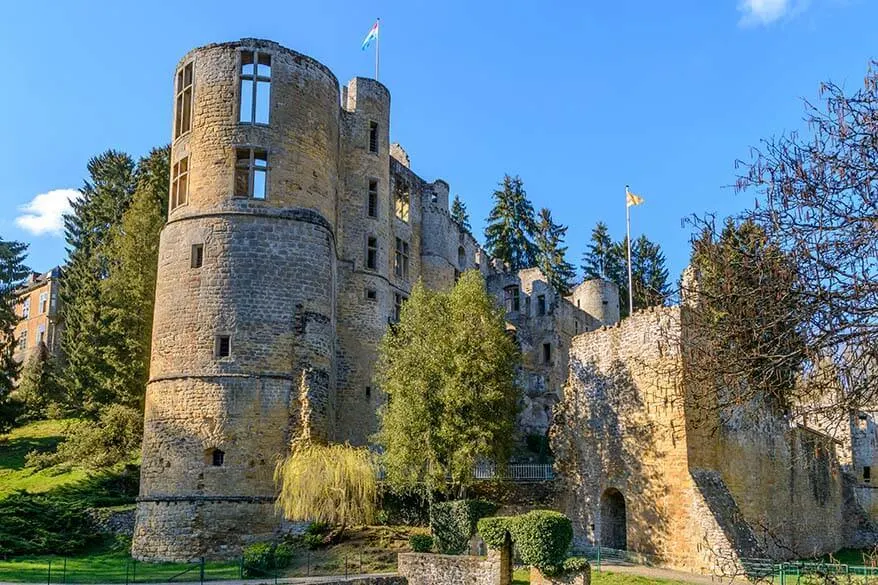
{"left": 134, "top": 38, "right": 617, "bottom": 561}
{"left": 553, "top": 306, "right": 876, "bottom": 574}
{"left": 398, "top": 550, "right": 511, "bottom": 585}
{"left": 11, "top": 267, "right": 62, "bottom": 364}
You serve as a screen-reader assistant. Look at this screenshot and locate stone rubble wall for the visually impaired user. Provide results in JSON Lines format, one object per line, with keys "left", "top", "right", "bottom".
{"left": 398, "top": 551, "right": 508, "bottom": 585}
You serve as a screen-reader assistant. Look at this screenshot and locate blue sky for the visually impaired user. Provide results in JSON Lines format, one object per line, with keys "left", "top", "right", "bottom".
{"left": 1, "top": 0, "right": 875, "bottom": 282}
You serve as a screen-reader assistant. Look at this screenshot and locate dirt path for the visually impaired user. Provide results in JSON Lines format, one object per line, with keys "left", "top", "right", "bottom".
{"left": 597, "top": 561, "right": 749, "bottom": 585}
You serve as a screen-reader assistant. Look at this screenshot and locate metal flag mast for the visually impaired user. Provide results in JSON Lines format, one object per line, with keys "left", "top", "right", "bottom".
{"left": 626, "top": 185, "right": 634, "bottom": 317}
{"left": 375, "top": 18, "right": 380, "bottom": 81}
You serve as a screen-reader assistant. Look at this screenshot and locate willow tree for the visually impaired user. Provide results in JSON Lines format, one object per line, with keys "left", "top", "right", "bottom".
{"left": 375, "top": 271, "right": 520, "bottom": 498}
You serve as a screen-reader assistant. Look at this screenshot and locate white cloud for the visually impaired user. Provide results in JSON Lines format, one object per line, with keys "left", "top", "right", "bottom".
{"left": 738, "top": 0, "right": 793, "bottom": 25}
{"left": 15, "top": 189, "right": 81, "bottom": 237}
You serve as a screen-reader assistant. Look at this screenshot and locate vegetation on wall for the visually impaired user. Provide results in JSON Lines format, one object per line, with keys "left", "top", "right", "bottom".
{"left": 477, "top": 510, "right": 574, "bottom": 575}
{"left": 375, "top": 271, "right": 520, "bottom": 498}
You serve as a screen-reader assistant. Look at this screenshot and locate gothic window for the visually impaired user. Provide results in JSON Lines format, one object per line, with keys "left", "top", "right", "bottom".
{"left": 171, "top": 156, "right": 189, "bottom": 210}
{"left": 369, "top": 121, "right": 379, "bottom": 153}
{"left": 239, "top": 50, "right": 271, "bottom": 124}
{"left": 394, "top": 180, "right": 410, "bottom": 222}
{"left": 367, "top": 179, "right": 378, "bottom": 217}
{"left": 394, "top": 238, "right": 409, "bottom": 279}
{"left": 366, "top": 236, "right": 378, "bottom": 270}
{"left": 191, "top": 244, "right": 204, "bottom": 269}
{"left": 504, "top": 286, "right": 520, "bottom": 313}
{"left": 234, "top": 148, "right": 268, "bottom": 199}
{"left": 175, "top": 62, "right": 194, "bottom": 138}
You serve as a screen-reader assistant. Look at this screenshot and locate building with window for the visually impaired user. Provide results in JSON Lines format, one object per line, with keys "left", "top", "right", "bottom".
{"left": 134, "top": 39, "right": 619, "bottom": 562}
{"left": 11, "top": 267, "right": 63, "bottom": 365}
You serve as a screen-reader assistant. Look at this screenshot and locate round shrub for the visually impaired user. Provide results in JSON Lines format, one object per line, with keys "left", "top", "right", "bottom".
{"left": 243, "top": 542, "right": 273, "bottom": 575}
{"left": 273, "top": 543, "right": 294, "bottom": 569}
{"left": 562, "top": 556, "right": 590, "bottom": 574}
{"left": 477, "top": 516, "right": 512, "bottom": 550}
{"left": 509, "top": 510, "right": 573, "bottom": 573}
{"left": 409, "top": 533, "right": 434, "bottom": 552}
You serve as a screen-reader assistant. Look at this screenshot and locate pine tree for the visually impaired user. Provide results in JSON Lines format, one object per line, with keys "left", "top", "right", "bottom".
{"left": 581, "top": 222, "right": 616, "bottom": 280}
{"left": 101, "top": 147, "right": 170, "bottom": 410}
{"left": 61, "top": 150, "right": 136, "bottom": 415}
{"left": 450, "top": 195, "right": 471, "bottom": 233}
{"left": 484, "top": 175, "right": 538, "bottom": 271}
{"left": 534, "top": 208, "right": 576, "bottom": 295}
{"left": 631, "top": 235, "right": 671, "bottom": 310}
{"left": 16, "top": 342, "right": 62, "bottom": 421}
{"left": 0, "top": 238, "right": 29, "bottom": 432}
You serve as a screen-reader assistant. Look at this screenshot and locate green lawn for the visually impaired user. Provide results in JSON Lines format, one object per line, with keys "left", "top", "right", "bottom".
{"left": 0, "top": 419, "right": 87, "bottom": 497}
{"left": 513, "top": 568, "right": 692, "bottom": 585}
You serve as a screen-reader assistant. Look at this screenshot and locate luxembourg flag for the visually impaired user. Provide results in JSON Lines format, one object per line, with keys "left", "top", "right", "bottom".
{"left": 361, "top": 19, "right": 379, "bottom": 50}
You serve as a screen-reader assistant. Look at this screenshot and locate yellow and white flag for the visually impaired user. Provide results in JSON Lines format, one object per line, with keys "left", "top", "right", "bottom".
{"left": 626, "top": 187, "right": 644, "bottom": 207}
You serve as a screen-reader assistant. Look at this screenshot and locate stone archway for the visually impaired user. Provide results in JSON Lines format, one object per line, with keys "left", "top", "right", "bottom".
{"left": 600, "top": 488, "right": 627, "bottom": 550}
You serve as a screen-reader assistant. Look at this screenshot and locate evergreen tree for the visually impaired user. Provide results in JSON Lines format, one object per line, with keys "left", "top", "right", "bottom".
{"left": 484, "top": 175, "right": 538, "bottom": 271}
{"left": 0, "top": 238, "right": 29, "bottom": 432}
{"left": 101, "top": 146, "right": 170, "bottom": 410}
{"left": 534, "top": 208, "right": 576, "bottom": 295}
{"left": 450, "top": 194, "right": 471, "bottom": 233}
{"left": 631, "top": 235, "right": 671, "bottom": 311}
{"left": 376, "top": 272, "right": 520, "bottom": 498}
{"left": 16, "top": 342, "right": 62, "bottom": 421}
{"left": 61, "top": 150, "right": 136, "bottom": 415}
{"left": 581, "top": 222, "right": 617, "bottom": 280}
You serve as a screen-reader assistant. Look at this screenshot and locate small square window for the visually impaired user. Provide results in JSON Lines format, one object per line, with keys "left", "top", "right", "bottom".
{"left": 216, "top": 335, "right": 231, "bottom": 358}
{"left": 205, "top": 448, "right": 225, "bottom": 467}
{"left": 369, "top": 121, "right": 379, "bottom": 153}
{"left": 191, "top": 244, "right": 204, "bottom": 268}
{"left": 365, "top": 288, "right": 377, "bottom": 301}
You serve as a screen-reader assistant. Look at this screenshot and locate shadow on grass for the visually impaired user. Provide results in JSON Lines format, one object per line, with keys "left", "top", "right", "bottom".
{"left": 0, "top": 435, "right": 64, "bottom": 471}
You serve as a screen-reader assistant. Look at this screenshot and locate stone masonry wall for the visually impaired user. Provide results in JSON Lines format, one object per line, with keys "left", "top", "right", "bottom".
{"left": 398, "top": 551, "right": 509, "bottom": 585}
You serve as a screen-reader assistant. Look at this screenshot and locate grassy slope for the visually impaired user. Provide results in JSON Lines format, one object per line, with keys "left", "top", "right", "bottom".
{"left": 0, "top": 419, "right": 87, "bottom": 497}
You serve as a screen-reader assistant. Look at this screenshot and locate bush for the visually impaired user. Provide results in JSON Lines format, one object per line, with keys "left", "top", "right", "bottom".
{"left": 509, "top": 510, "right": 573, "bottom": 574}
{"left": 302, "top": 533, "right": 324, "bottom": 550}
{"left": 243, "top": 541, "right": 294, "bottom": 575}
{"left": 477, "top": 516, "right": 512, "bottom": 549}
{"left": 273, "top": 542, "right": 294, "bottom": 569}
{"left": 0, "top": 492, "right": 101, "bottom": 555}
{"left": 26, "top": 405, "right": 142, "bottom": 470}
{"left": 562, "top": 557, "right": 590, "bottom": 574}
{"left": 305, "top": 521, "right": 328, "bottom": 536}
{"left": 409, "top": 533, "right": 434, "bottom": 552}
{"left": 430, "top": 499, "right": 497, "bottom": 554}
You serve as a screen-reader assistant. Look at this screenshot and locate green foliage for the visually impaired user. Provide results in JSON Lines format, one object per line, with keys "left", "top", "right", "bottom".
{"left": 25, "top": 405, "right": 142, "bottom": 470}
{"left": 581, "top": 222, "right": 616, "bottom": 280}
{"left": 0, "top": 238, "right": 29, "bottom": 432}
{"left": 450, "top": 195, "right": 472, "bottom": 233}
{"left": 484, "top": 175, "right": 538, "bottom": 270}
{"left": 409, "top": 534, "right": 434, "bottom": 553}
{"left": 562, "top": 556, "right": 590, "bottom": 574}
{"left": 375, "top": 272, "right": 520, "bottom": 497}
{"left": 0, "top": 492, "right": 101, "bottom": 555}
{"left": 301, "top": 521, "right": 329, "bottom": 549}
{"left": 15, "top": 343, "right": 63, "bottom": 421}
{"left": 534, "top": 208, "right": 576, "bottom": 296}
{"left": 378, "top": 488, "right": 430, "bottom": 526}
{"left": 274, "top": 442, "right": 377, "bottom": 527}
{"left": 630, "top": 235, "right": 671, "bottom": 311}
{"left": 242, "top": 541, "right": 295, "bottom": 575}
{"left": 476, "top": 516, "right": 512, "bottom": 549}
{"left": 509, "top": 510, "right": 573, "bottom": 574}
{"left": 429, "top": 499, "right": 497, "bottom": 555}
{"left": 273, "top": 543, "right": 294, "bottom": 568}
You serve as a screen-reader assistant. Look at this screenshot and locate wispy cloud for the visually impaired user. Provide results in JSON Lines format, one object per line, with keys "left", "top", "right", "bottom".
{"left": 15, "top": 189, "right": 81, "bottom": 237}
{"left": 738, "top": 0, "right": 796, "bottom": 25}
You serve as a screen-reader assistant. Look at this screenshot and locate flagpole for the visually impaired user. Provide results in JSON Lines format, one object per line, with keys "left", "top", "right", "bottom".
{"left": 626, "top": 185, "right": 634, "bottom": 317}
{"left": 375, "top": 18, "right": 380, "bottom": 81}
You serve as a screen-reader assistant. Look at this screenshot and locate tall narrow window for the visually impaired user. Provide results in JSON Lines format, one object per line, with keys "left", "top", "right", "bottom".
{"left": 393, "top": 293, "right": 406, "bottom": 322}
{"left": 394, "top": 238, "right": 409, "bottom": 279}
{"left": 234, "top": 148, "right": 268, "bottom": 199}
{"left": 366, "top": 236, "right": 378, "bottom": 270}
{"left": 866, "top": 466, "right": 872, "bottom": 483}
{"left": 504, "top": 286, "right": 520, "bottom": 313}
{"left": 18, "top": 331, "right": 26, "bottom": 351}
{"left": 38, "top": 292, "right": 48, "bottom": 314}
{"left": 37, "top": 324, "right": 45, "bottom": 345}
{"left": 367, "top": 179, "right": 378, "bottom": 218}
{"left": 171, "top": 156, "right": 189, "bottom": 210}
{"left": 394, "top": 180, "right": 410, "bottom": 222}
{"left": 191, "top": 244, "right": 204, "bottom": 268}
{"left": 175, "top": 62, "right": 193, "bottom": 138}
{"left": 369, "top": 121, "right": 379, "bottom": 153}
{"left": 543, "top": 343, "right": 552, "bottom": 364}
{"left": 21, "top": 298, "right": 30, "bottom": 319}
{"left": 216, "top": 335, "right": 231, "bottom": 358}
{"left": 458, "top": 246, "right": 466, "bottom": 269}
{"left": 239, "top": 51, "right": 271, "bottom": 124}
{"left": 537, "top": 295, "right": 546, "bottom": 316}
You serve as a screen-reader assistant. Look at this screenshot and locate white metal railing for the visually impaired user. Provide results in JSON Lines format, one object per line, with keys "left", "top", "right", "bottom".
{"left": 473, "top": 463, "right": 554, "bottom": 482}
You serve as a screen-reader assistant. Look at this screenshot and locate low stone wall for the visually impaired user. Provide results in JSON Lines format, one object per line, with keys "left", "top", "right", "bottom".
{"left": 531, "top": 567, "right": 590, "bottom": 585}
{"left": 87, "top": 507, "right": 136, "bottom": 537}
{"left": 398, "top": 551, "right": 508, "bottom": 585}
{"left": 314, "top": 578, "right": 406, "bottom": 585}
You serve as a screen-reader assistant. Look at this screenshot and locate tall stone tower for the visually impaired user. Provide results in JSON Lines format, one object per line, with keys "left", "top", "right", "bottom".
{"left": 132, "top": 39, "right": 342, "bottom": 560}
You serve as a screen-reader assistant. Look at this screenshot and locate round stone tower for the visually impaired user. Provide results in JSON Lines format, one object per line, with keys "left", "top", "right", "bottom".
{"left": 132, "top": 39, "right": 340, "bottom": 561}
{"left": 572, "top": 278, "right": 620, "bottom": 327}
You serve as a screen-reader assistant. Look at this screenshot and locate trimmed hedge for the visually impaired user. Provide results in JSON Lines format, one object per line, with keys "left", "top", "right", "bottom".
{"left": 476, "top": 516, "right": 512, "bottom": 549}
{"left": 476, "top": 509, "right": 574, "bottom": 574}
{"left": 430, "top": 499, "right": 497, "bottom": 554}
{"left": 562, "top": 557, "right": 590, "bottom": 574}
{"left": 409, "top": 533, "right": 434, "bottom": 552}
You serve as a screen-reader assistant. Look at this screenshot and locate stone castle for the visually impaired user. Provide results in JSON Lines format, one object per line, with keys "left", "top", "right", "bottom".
{"left": 133, "top": 38, "right": 878, "bottom": 572}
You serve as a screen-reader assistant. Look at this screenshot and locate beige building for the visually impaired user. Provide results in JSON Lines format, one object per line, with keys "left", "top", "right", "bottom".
{"left": 12, "top": 267, "right": 62, "bottom": 364}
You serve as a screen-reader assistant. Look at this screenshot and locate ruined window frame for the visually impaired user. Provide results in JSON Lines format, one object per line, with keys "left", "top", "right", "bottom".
{"left": 394, "top": 237, "right": 410, "bottom": 279}
{"left": 369, "top": 121, "right": 379, "bottom": 153}
{"left": 238, "top": 50, "right": 271, "bottom": 125}
{"left": 234, "top": 148, "right": 269, "bottom": 200}
{"left": 394, "top": 179, "right": 410, "bottom": 223}
{"left": 366, "top": 235, "right": 378, "bottom": 271}
{"left": 171, "top": 156, "right": 190, "bottom": 210}
{"left": 174, "top": 61, "right": 194, "bottom": 139}
{"left": 367, "top": 178, "right": 379, "bottom": 218}
{"left": 504, "top": 286, "right": 520, "bottom": 313}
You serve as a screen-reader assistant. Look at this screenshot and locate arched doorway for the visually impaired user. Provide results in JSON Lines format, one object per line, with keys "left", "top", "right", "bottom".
{"left": 600, "top": 488, "right": 627, "bottom": 550}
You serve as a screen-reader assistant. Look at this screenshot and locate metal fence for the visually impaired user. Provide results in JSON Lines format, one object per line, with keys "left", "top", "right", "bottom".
{"left": 740, "top": 560, "right": 878, "bottom": 585}
{"left": 472, "top": 463, "right": 554, "bottom": 482}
